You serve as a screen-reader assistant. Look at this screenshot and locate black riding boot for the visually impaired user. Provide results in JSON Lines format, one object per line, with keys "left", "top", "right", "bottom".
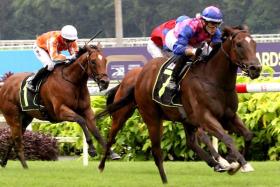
{"left": 162, "top": 55, "right": 189, "bottom": 102}
{"left": 27, "top": 66, "right": 49, "bottom": 92}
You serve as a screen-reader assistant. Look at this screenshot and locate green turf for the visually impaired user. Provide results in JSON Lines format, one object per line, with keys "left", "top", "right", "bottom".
{"left": 0, "top": 161, "right": 279, "bottom": 187}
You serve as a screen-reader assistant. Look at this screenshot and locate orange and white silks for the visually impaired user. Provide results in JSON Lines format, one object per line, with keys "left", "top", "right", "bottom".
{"left": 36, "top": 31, "right": 78, "bottom": 61}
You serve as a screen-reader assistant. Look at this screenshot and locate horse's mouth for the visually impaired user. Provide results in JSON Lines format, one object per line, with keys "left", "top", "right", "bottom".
{"left": 244, "top": 64, "right": 262, "bottom": 79}
{"left": 98, "top": 80, "right": 109, "bottom": 91}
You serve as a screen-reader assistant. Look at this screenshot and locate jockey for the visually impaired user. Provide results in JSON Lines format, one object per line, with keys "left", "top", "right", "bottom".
{"left": 147, "top": 15, "right": 189, "bottom": 58}
{"left": 27, "top": 25, "right": 79, "bottom": 92}
{"left": 163, "top": 6, "right": 223, "bottom": 101}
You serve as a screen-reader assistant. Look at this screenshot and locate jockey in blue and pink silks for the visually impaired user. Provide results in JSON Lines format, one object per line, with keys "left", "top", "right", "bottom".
{"left": 147, "top": 15, "right": 189, "bottom": 58}
{"left": 162, "top": 6, "right": 223, "bottom": 101}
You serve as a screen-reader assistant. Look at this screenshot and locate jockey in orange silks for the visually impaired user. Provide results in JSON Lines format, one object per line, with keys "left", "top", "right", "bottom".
{"left": 27, "top": 25, "right": 79, "bottom": 92}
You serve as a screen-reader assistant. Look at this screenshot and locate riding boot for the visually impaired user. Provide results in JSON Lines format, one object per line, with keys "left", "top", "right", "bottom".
{"left": 162, "top": 55, "right": 189, "bottom": 102}
{"left": 27, "top": 66, "right": 49, "bottom": 92}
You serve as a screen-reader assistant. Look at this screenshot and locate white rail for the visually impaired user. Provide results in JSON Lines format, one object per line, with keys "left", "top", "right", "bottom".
{"left": 0, "top": 34, "right": 280, "bottom": 50}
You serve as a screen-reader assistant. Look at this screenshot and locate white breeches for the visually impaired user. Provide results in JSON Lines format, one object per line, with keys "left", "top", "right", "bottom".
{"left": 147, "top": 39, "right": 165, "bottom": 58}
{"left": 33, "top": 44, "right": 55, "bottom": 71}
{"left": 165, "top": 29, "right": 177, "bottom": 51}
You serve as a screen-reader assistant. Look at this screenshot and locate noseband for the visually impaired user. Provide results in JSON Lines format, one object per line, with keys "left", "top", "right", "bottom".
{"left": 80, "top": 53, "right": 109, "bottom": 82}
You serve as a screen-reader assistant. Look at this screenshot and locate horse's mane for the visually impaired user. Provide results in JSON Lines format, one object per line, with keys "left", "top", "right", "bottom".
{"left": 76, "top": 45, "right": 100, "bottom": 59}
{"left": 0, "top": 72, "right": 14, "bottom": 82}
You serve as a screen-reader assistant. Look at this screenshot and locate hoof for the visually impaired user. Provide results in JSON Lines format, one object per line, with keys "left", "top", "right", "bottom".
{"left": 214, "top": 164, "right": 230, "bottom": 173}
{"left": 240, "top": 163, "right": 254, "bottom": 173}
{"left": 98, "top": 163, "right": 105, "bottom": 172}
{"left": 88, "top": 149, "right": 97, "bottom": 157}
{"left": 217, "top": 156, "right": 231, "bottom": 168}
{"left": 227, "top": 162, "right": 241, "bottom": 175}
{"left": 0, "top": 159, "right": 7, "bottom": 168}
{"left": 110, "top": 152, "right": 121, "bottom": 160}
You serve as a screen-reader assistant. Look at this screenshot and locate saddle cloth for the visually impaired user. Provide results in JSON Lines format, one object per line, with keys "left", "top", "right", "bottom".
{"left": 19, "top": 75, "right": 45, "bottom": 111}
{"left": 152, "top": 56, "right": 192, "bottom": 107}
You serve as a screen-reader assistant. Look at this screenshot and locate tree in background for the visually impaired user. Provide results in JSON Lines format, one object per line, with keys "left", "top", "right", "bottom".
{"left": 0, "top": 0, "right": 279, "bottom": 39}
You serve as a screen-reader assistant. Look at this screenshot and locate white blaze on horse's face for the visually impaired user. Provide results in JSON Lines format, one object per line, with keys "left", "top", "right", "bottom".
{"left": 98, "top": 54, "right": 103, "bottom": 61}
{"left": 245, "top": 36, "right": 251, "bottom": 43}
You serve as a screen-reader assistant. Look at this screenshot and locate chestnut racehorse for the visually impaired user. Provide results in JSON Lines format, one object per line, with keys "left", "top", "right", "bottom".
{"left": 97, "top": 26, "right": 262, "bottom": 183}
{"left": 0, "top": 44, "right": 119, "bottom": 168}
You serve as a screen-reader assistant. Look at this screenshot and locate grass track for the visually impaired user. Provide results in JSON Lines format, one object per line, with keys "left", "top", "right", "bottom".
{"left": 0, "top": 161, "right": 279, "bottom": 187}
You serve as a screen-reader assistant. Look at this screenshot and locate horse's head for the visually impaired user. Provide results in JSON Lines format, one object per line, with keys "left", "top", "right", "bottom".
{"left": 222, "top": 25, "right": 262, "bottom": 79}
{"left": 79, "top": 44, "right": 109, "bottom": 91}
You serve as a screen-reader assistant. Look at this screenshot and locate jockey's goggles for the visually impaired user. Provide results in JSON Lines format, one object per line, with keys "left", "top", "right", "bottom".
{"left": 64, "top": 39, "right": 76, "bottom": 43}
{"left": 205, "top": 21, "right": 222, "bottom": 28}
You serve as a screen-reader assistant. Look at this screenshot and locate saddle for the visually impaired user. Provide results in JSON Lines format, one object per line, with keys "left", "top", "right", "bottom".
{"left": 152, "top": 55, "right": 193, "bottom": 107}
{"left": 20, "top": 74, "right": 48, "bottom": 113}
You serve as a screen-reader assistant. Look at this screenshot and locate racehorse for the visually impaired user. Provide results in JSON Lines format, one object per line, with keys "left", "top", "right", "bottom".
{"left": 97, "top": 26, "right": 262, "bottom": 183}
{"left": 98, "top": 67, "right": 231, "bottom": 169}
{"left": 0, "top": 44, "right": 119, "bottom": 168}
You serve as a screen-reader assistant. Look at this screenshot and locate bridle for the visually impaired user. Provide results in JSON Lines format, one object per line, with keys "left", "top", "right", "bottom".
{"left": 220, "top": 30, "right": 251, "bottom": 73}
{"left": 62, "top": 49, "right": 108, "bottom": 85}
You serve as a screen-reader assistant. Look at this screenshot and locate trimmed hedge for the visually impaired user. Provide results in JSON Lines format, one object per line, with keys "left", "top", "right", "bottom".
{"left": 0, "top": 127, "right": 58, "bottom": 160}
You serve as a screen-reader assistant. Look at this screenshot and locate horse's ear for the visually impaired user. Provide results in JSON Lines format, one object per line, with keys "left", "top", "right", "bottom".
{"left": 97, "top": 42, "right": 103, "bottom": 51}
{"left": 222, "top": 26, "right": 234, "bottom": 38}
{"left": 233, "top": 24, "right": 250, "bottom": 32}
{"left": 241, "top": 24, "right": 250, "bottom": 33}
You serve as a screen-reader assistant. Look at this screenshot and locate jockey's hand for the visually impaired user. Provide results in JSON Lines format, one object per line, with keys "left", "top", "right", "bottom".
{"left": 65, "top": 59, "right": 72, "bottom": 64}
{"left": 66, "top": 54, "right": 76, "bottom": 61}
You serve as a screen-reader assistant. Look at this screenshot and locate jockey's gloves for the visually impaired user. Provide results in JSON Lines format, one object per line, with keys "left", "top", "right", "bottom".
{"left": 66, "top": 54, "right": 76, "bottom": 61}
{"left": 185, "top": 47, "right": 197, "bottom": 56}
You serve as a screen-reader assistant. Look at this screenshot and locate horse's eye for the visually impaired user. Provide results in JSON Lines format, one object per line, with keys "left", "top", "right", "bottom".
{"left": 236, "top": 43, "right": 242, "bottom": 48}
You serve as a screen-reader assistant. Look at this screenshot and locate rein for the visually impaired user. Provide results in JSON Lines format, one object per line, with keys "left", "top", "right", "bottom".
{"left": 61, "top": 51, "right": 108, "bottom": 86}
{"left": 199, "top": 30, "right": 249, "bottom": 92}
{"left": 220, "top": 30, "right": 248, "bottom": 64}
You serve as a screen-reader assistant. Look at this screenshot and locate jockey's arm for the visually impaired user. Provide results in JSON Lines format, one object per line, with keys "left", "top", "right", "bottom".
{"left": 68, "top": 41, "right": 79, "bottom": 56}
{"left": 210, "top": 29, "right": 222, "bottom": 47}
{"left": 48, "top": 39, "right": 67, "bottom": 61}
{"left": 173, "top": 26, "right": 194, "bottom": 56}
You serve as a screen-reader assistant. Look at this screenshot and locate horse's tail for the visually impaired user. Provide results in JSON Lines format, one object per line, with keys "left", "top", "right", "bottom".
{"left": 96, "top": 85, "right": 135, "bottom": 119}
{"left": 106, "top": 84, "right": 120, "bottom": 106}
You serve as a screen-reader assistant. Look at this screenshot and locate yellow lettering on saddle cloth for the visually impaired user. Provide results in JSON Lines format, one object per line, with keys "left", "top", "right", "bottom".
{"left": 159, "top": 68, "right": 173, "bottom": 97}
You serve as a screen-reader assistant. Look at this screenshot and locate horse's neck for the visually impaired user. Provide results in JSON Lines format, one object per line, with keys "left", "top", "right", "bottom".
{"left": 61, "top": 58, "right": 88, "bottom": 84}
{"left": 205, "top": 42, "right": 238, "bottom": 88}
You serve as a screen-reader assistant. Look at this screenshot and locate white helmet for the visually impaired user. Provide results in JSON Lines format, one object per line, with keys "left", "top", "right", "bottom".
{"left": 61, "top": 25, "right": 78, "bottom": 40}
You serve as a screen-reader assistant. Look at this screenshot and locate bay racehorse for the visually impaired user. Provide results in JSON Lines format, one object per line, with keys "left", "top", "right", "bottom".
{"left": 0, "top": 44, "right": 119, "bottom": 168}
{"left": 98, "top": 67, "right": 255, "bottom": 173}
{"left": 97, "top": 26, "right": 262, "bottom": 183}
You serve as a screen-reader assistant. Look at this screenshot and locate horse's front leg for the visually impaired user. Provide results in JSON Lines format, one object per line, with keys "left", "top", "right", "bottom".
{"left": 198, "top": 111, "right": 248, "bottom": 175}
{"left": 56, "top": 105, "right": 97, "bottom": 157}
{"left": 183, "top": 124, "right": 230, "bottom": 172}
{"left": 196, "top": 128, "right": 231, "bottom": 169}
{"left": 82, "top": 108, "right": 120, "bottom": 160}
{"left": 225, "top": 114, "right": 254, "bottom": 172}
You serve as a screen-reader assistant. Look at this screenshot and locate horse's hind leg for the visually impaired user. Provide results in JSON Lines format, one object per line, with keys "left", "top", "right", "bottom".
{"left": 5, "top": 116, "right": 28, "bottom": 169}
{"left": 99, "top": 104, "right": 136, "bottom": 171}
{"left": 141, "top": 112, "right": 167, "bottom": 183}
{"left": 0, "top": 137, "right": 13, "bottom": 168}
